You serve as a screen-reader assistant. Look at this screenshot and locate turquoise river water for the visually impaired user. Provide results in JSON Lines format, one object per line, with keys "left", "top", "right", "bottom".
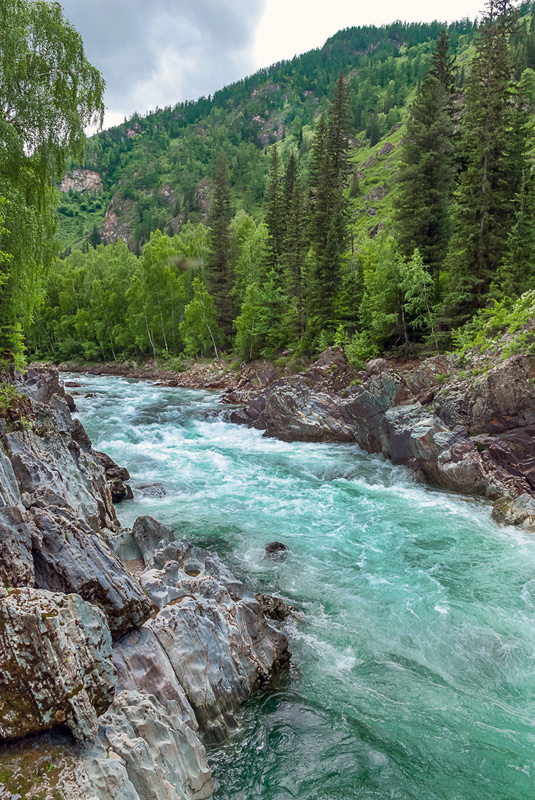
{"left": 71, "top": 372, "right": 535, "bottom": 800}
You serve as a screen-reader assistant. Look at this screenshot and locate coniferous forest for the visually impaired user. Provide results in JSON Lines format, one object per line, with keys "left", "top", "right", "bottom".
{"left": 3, "top": 0, "right": 535, "bottom": 367}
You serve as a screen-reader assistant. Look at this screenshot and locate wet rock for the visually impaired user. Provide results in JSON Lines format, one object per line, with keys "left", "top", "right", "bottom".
{"left": 30, "top": 505, "right": 154, "bottom": 637}
{"left": 132, "top": 516, "right": 175, "bottom": 567}
{"left": 264, "top": 541, "right": 289, "bottom": 556}
{"left": 136, "top": 482, "right": 167, "bottom": 498}
{"left": 141, "top": 540, "right": 290, "bottom": 742}
{"left": 0, "top": 588, "right": 116, "bottom": 741}
{"left": 59, "top": 691, "right": 213, "bottom": 800}
{"left": 253, "top": 381, "right": 356, "bottom": 442}
{"left": 491, "top": 493, "right": 535, "bottom": 531}
{"left": 64, "top": 393, "right": 77, "bottom": 412}
{"left": 255, "top": 593, "right": 296, "bottom": 621}
{"left": 93, "top": 450, "right": 134, "bottom": 505}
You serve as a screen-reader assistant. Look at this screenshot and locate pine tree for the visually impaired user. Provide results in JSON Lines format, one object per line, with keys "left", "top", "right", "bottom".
{"left": 329, "top": 73, "right": 353, "bottom": 179}
{"left": 496, "top": 168, "right": 535, "bottom": 297}
{"left": 307, "top": 77, "right": 352, "bottom": 336}
{"left": 283, "top": 152, "right": 297, "bottom": 216}
{"left": 264, "top": 146, "right": 284, "bottom": 274}
{"left": 283, "top": 177, "right": 306, "bottom": 336}
{"left": 206, "top": 152, "right": 235, "bottom": 340}
{"left": 394, "top": 31, "right": 455, "bottom": 296}
{"left": 445, "top": 0, "right": 522, "bottom": 323}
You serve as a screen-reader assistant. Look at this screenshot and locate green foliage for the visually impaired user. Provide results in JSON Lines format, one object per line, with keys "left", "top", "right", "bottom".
{"left": 180, "top": 277, "right": 222, "bottom": 358}
{"left": 0, "top": 0, "right": 104, "bottom": 356}
{"left": 452, "top": 289, "right": 535, "bottom": 357}
{"left": 445, "top": 0, "right": 525, "bottom": 323}
{"left": 0, "top": 382, "right": 23, "bottom": 416}
{"left": 394, "top": 30, "right": 455, "bottom": 291}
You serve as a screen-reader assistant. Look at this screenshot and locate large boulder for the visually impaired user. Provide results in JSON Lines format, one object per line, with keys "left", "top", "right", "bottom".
{"left": 252, "top": 381, "right": 355, "bottom": 442}
{"left": 141, "top": 540, "right": 290, "bottom": 742}
{"left": 30, "top": 505, "right": 154, "bottom": 637}
{"left": 0, "top": 588, "right": 116, "bottom": 742}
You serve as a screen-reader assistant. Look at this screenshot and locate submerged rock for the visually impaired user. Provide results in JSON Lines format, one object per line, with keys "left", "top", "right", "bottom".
{"left": 264, "top": 541, "right": 290, "bottom": 556}
{"left": 0, "top": 588, "right": 116, "bottom": 742}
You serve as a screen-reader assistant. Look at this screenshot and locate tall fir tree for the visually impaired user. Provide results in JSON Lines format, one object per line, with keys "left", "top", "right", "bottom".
{"left": 264, "top": 146, "right": 284, "bottom": 275}
{"left": 284, "top": 177, "right": 306, "bottom": 336}
{"left": 307, "top": 76, "right": 352, "bottom": 334}
{"left": 394, "top": 29, "right": 456, "bottom": 296}
{"left": 206, "top": 152, "right": 235, "bottom": 340}
{"left": 445, "top": 0, "right": 524, "bottom": 323}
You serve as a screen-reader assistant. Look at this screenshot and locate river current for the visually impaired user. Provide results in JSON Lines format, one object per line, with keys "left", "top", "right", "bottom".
{"left": 70, "top": 372, "right": 535, "bottom": 800}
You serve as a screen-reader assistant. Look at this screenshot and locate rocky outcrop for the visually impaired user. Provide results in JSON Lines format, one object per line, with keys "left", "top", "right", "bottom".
{"left": 232, "top": 349, "right": 535, "bottom": 525}
{"left": 60, "top": 169, "right": 102, "bottom": 194}
{"left": 30, "top": 505, "right": 154, "bottom": 637}
{"left": 93, "top": 450, "right": 134, "bottom": 503}
{"left": 4, "top": 367, "right": 119, "bottom": 532}
{"left": 131, "top": 515, "right": 175, "bottom": 567}
{"left": 59, "top": 691, "right": 213, "bottom": 800}
{"left": 0, "top": 587, "right": 116, "bottom": 742}
{"left": 139, "top": 539, "right": 290, "bottom": 742}
{"left": 0, "top": 366, "right": 292, "bottom": 798}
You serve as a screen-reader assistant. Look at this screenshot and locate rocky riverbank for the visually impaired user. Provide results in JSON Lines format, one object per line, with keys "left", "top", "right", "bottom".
{"left": 0, "top": 366, "right": 291, "bottom": 799}
{"left": 229, "top": 347, "right": 535, "bottom": 531}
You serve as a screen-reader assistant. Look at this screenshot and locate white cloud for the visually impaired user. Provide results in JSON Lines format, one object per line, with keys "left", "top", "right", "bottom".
{"left": 254, "top": 0, "right": 484, "bottom": 68}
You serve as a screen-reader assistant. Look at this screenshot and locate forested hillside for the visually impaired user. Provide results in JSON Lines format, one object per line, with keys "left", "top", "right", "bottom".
{"left": 57, "top": 17, "right": 482, "bottom": 252}
{"left": 24, "top": 0, "right": 535, "bottom": 366}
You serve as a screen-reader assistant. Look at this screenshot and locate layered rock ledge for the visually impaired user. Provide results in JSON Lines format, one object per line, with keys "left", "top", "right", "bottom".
{"left": 230, "top": 348, "right": 535, "bottom": 531}
{"left": 0, "top": 366, "right": 291, "bottom": 799}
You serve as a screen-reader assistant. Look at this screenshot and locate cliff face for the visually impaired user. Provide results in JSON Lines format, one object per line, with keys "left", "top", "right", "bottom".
{"left": 230, "top": 348, "right": 535, "bottom": 532}
{"left": 0, "top": 367, "right": 290, "bottom": 799}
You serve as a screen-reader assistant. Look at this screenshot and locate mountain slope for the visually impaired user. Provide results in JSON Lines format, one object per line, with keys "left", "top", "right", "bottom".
{"left": 58, "top": 18, "right": 481, "bottom": 253}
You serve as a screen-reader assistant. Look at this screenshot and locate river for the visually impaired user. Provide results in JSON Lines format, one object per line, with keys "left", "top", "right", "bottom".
{"left": 70, "top": 372, "right": 535, "bottom": 800}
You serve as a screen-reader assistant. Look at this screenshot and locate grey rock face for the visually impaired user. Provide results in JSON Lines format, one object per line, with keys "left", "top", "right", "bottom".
{"left": 132, "top": 515, "right": 175, "bottom": 567}
{"left": 142, "top": 540, "right": 290, "bottom": 742}
{"left": 234, "top": 363, "right": 533, "bottom": 509}
{"left": 0, "top": 446, "right": 20, "bottom": 508}
{"left": 0, "top": 588, "right": 116, "bottom": 741}
{"left": 59, "top": 691, "right": 213, "bottom": 800}
{"left": 5, "top": 368, "right": 119, "bottom": 532}
{"left": 0, "top": 506, "right": 34, "bottom": 587}
{"left": 30, "top": 505, "right": 154, "bottom": 637}
{"left": 112, "top": 626, "right": 197, "bottom": 729}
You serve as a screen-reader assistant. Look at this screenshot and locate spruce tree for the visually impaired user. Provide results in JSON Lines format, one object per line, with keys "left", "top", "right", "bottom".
{"left": 307, "top": 77, "right": 352, "bottom": 335}
{"left": 264, "top": 146, "right": 284, "bottom": 275}
{"left": 394, "top": 30, "right": 455, "bottom": 297}
{"left": 445, "top": 0, "right": 523, "bottom": 323}
{"left": 206, "top": 152, "right": 235, "bottom": 340}
{"left": 284, "top": 177, "right": 306, "bottom": 336}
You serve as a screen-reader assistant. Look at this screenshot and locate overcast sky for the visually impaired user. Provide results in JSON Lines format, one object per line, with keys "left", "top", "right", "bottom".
{"left": 60, "top": 0, "right": 486, "bottom": 130}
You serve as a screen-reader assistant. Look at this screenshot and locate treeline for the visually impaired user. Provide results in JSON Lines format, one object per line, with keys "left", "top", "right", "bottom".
{"left": 29, "top": 0, "right": 535, "bottom": 365}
